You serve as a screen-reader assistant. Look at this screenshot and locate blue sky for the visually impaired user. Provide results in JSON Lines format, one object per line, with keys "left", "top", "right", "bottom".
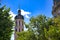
{"left": 1, "top": 0, "right": 53, "bottom": 17}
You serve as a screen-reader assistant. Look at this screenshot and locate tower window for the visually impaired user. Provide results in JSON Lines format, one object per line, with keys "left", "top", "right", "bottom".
{"left": 19, "top": 21, "right": 20, "bottom": 26}
{"left": 22, "top": 21, "right": 23, "bottom": 26}
{"left": 16, "top": 21, "right": 17, "bottom": 26}
{"left": 15, "top": 28, "right": 17, "bottom": 32}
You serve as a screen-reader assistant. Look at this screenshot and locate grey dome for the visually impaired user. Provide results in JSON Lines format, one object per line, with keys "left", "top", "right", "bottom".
{"left": 15, "top": 10, "right": 24, "bottom": 19}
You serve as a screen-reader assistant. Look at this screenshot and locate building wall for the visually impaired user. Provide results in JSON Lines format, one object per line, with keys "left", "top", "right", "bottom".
{"left": 14, "top": 19, "right": 24, "bottom": 40}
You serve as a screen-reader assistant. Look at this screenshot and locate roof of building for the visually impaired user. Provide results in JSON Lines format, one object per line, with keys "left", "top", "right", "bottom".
{"left": 15, "top": 10, "right": 24, "bottom": 19}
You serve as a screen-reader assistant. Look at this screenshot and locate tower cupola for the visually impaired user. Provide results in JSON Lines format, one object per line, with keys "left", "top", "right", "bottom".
{"left": 15, "top": 10, "right": 24, "bottom": 19}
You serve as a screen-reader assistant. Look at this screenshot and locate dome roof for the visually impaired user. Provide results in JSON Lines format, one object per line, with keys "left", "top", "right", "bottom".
{"left": 15, "top": 10, "right": 24, "bottom": 19}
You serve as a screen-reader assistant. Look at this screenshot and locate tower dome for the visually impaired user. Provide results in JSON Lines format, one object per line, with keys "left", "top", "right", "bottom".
{"left": 15, "top": 10, "right": 24, "bottom": 19}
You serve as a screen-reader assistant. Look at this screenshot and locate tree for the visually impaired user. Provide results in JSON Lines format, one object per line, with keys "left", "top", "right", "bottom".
{"left": 0, "top": 6, "right": 13, "bottom": 40}
{"left": 28, "top": 15, "right": 48, "bottom": 40}
{"left": 44, "top": 17, "right": 60, "bottom": 40}
{"left": 17, "top": 31, "right": 37, "bottom": 40}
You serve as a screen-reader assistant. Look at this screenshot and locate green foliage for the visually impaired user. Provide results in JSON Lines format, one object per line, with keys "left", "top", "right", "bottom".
{"left": 17, "top": 31, "right": 37, "bottom": 40}
{"left": 44, "top": 17, "right": 60, "bottom": 40}
{"left": 0, "top": 6, "right": 13, "bottom": 40}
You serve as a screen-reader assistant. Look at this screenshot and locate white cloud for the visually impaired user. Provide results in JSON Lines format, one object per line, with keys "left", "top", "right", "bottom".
{"left": 21, "top": 9, "right": 31, "bottom": 18}
{"left": 25, "top": 15, "right": 30, "bottom": 18}
{"left": 9, "top": 11, "right": 16, "bottom": 20}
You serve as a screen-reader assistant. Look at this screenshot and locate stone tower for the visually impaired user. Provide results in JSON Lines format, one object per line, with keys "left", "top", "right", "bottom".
{"left": 52, "top": 0, "right": 60, "bottom": 17}
{"left": 14, "top": 9, "right": 24, "bottom": 40}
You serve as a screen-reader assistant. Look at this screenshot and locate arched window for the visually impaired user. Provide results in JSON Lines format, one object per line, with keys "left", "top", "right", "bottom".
{"left": 16, "top": 21, "right": 17, "bottom": 26}
{"left": 22, "top": 21, "right": 23, "bottom": 26}
{"left": 19, "top": 21, "right": 20, "bottom": 26}
{"left": 15, "top": 28, "right": 17, "bottom": 32}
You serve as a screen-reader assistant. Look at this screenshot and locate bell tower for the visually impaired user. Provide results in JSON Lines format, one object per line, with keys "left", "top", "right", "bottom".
{"left": 14, "top": 9, "right": 24, "bottom": 40}
{"left": 52, "top": 0, "right": 60, "bottom": 17}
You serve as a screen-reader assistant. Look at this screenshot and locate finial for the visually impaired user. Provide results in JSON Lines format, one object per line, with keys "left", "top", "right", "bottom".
{"left": 18, "top": 4, "right": 21, "bottom": 15}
